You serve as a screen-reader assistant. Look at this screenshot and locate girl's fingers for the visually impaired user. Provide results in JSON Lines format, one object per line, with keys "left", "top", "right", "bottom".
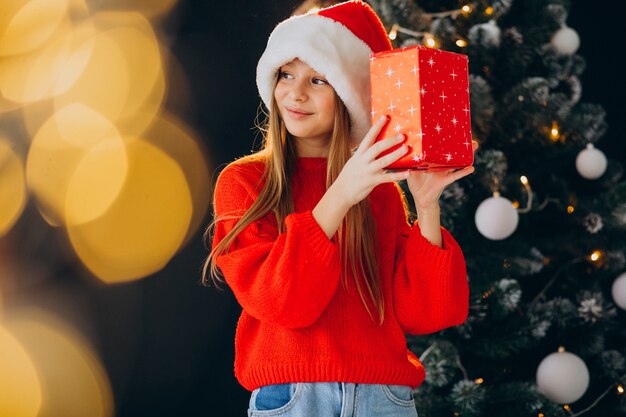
{"left": 382, "top": 170, "right": 410, "bottom": 183}
{"left": 444, "top": 166, "right": 475, "bottom": 185}
{"left": 365, "top": 134, "right": 405, "bottom": 161}
{"left": 374, "top": 143, "right": 408, "bottom": 170}
{"left": 355, "top": 115, "right": 389, "bottom": 155}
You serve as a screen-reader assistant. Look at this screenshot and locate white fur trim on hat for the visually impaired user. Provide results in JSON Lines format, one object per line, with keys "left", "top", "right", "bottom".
{"left": 256, "top": 13, "right": 374, "bottom": 142}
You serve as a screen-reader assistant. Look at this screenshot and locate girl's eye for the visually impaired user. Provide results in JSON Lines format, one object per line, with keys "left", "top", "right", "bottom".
{"left": 279, "top": 71, "right": 293, "bottom": 80}
{"left": 313, "top": 78, "right": 328, "bottom": 85}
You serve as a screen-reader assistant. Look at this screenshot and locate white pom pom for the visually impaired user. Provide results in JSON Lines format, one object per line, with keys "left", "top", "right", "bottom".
{"left": 551, "top": 26, "right": 580, "bottom": 55}
{"left": 576, "top": 144, "right": 607, "bottom": 180}
{"left": 475, "top": 195, "right": 519, "bottom": 240}
{"left": 536, "top": 351, "right": 590, "bottom": 404}
{"left": 611, "top": 272, "right": 626, "bottom": 310}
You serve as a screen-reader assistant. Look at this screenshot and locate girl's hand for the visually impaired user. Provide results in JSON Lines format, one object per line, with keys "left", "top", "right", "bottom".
{"left": 332, "top": 115, "right": 410, "bottom": 207}
{"left": 407, "top": 141, "right": 479, "bottom": 213}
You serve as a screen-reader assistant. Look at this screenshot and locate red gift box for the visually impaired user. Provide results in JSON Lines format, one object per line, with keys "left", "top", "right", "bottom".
{"left": 370, "top": 45, "right": 473, "bottom": 170}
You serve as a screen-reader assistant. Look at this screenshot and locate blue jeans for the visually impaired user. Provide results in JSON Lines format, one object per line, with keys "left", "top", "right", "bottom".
{"left": 248, "top": 382, "right": 418, "bottom": 417}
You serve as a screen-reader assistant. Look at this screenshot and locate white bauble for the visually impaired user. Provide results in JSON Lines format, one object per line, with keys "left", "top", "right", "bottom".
{"left": 611, "top": 272, "right": 626, "bottom": 310}
{"left": 576, "top": 144, "right": 607, "bottom": 180}
{"left": 475, "top": 195, "right": 519, "bottom": 240}
{"left": 536, "top": 351, "right": 590, "bottom": 404}
{"left": 551, "top": 26, "right": 580, "bottom": 54}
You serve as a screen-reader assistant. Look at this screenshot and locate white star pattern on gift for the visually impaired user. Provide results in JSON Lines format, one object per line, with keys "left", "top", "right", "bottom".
{"left": 370, "top": 45, "right": 472, "bottom": 169}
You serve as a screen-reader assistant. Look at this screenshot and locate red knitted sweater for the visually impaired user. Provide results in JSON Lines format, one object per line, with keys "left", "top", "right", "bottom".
{"left": 212, "top": 156, "right": 469, "bottom": 391}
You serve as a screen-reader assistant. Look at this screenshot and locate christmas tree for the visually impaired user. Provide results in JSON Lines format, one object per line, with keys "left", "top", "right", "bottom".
{"left": 362, "top": 0, "right": 626, "bottom": 416}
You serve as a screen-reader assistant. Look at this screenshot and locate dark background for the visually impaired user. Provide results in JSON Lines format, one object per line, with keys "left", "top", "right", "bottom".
{"left": 5, "top": 2, "right": 623, "bottom": 417}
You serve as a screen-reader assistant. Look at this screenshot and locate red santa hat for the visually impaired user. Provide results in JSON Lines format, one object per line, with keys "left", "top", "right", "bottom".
{"left": 256, "top": 1, "right": 392, "bottom": 142}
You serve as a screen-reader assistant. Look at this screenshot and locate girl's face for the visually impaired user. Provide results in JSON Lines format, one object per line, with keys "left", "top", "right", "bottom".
{"left": 274, "top": 59, "right": 336, "bottom": 156}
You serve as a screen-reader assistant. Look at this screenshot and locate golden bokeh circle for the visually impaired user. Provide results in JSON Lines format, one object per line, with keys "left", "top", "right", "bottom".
{"left": 0, "top": 138, "right": 27, "bottom": 236}
{"left": 0, "top": 325, "right": 42, "bottom": 417}
{"left": 68, "top": 138, "right": 192, "bottom": 283}
{"left": 26, "top": 103, "right": 127, "bottom": 226}
{"left": 5, "top": 310, "right": 113, "bottom": 417}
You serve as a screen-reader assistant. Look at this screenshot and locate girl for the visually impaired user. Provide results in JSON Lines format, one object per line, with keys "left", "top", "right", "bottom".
{"left": 203, "top": 2, "right": 476, "bottom": 416}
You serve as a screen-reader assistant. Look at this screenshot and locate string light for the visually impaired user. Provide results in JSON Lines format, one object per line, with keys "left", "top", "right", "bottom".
{"left": 558, "top": 346, "right": 566, "bottom": 353}
{"left": 389, "top": 23, "right": 398, "bottom": 40}
{"left": 485, "top": 6, "right": 494, "bottom": 15}
{"left": 387, "top": 2, "right": 477, "bottom": 44}
{"left": 538, "top": 413, "right": 545, "bottom": 417}
{"left": 517, "top": 175, "right": 534, "bottom": 213}
{"left": 563, "top": 404, "right": 571, "bottom": 411}
{"left": 512, "top": 200, "right": 520, "bottom": 208}
{"left": 589, "top": 250, "right": 602, "bottom": 262}
{"left": 474, "top": 377, "right": 484, "bottom": 384}
{"left": 617, "top": 385, "right": 624, "bottom": 395}
{"left": 567, "top": 205, "right": 575, "bottom": 214}
{"left": 550, "top": 121, "right": 560, "bottom": 141}
{"left": 424, "top": 34, "right": 438, "bottom": 48}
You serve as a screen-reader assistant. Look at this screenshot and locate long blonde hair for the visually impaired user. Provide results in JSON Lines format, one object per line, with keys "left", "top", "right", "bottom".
{"left": 202, "top": 91, "right": 384, "bottom": 324}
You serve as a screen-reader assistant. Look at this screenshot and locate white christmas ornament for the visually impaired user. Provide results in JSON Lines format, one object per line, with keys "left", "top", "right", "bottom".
{"left": 611, "top": 272, "right": 626, "bottom": 310}
{"left": 576, "top": 144, "right": 607, "bottom": 180}
{"left": 475, "top": 194, "right": 519, "bottom": 240}
{"left": 536, "top": 351, "right": 590, "bottom": 404}
{"left": 551, "top": 26, "right": 580, "bottom": 55}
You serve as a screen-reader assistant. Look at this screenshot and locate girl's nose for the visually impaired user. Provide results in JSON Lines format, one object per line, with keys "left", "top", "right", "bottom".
{"left": 289, "top": 80, "right": 308, "bottom": 101}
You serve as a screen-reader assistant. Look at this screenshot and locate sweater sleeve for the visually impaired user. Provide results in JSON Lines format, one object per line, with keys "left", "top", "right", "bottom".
{"left": 212, "top": 163, "right": 342, "bottom": 329}
{"left": 391, "top": 186, "right": 469, "bottom": 335}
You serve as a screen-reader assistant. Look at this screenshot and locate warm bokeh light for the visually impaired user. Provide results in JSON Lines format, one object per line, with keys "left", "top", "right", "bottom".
{"left": 5, "top": 310, "right": 113, "bottom": 417}
{"left": 618, "top": 385, "right": 624, "bottom": 395}
{"left": 142, "top": 113, "right": 212, "bottom": 246}
{"left": 558, "top": 346, "right": 566, "bottom": 353}
{"left": 0, "top": 326, "right": 42, "bottom": 417}
{"left": 550, "top": 121, "right": 560, "bottom": 141}
{"left": 475, "top": 377, "right": 484, "bottom": 384}
{"left": 567, "top": 205, "right": 575, "bottom": 214}
{"left": 0, "top": 138, "right": 27, "bottom": 237}
{"left": 53, "top": 12, "right": 165, "bottom": 137}
{"left": 67, "top": 138, "right": 193, "bottom": 283}
{"left": 424, "top": 35, "right": 438, "bottom": 48}
{"left": 455, "top": 39, "right": 467, "bottom": 47}
{"left": 0, "top": 0, "right": 70, "bottom": 56}
{"left": 90, "top": 0, "right": 180, "bottom": 19}
{"left": 520, "top": 176, "right": 529, "bottom": 185}
{"left": 0, "top": 19, "right": 96, "bottom": 104}
{"left": 462, "top": 5, "right": 472, "bottom": 14}
{"left": 26, "top": 103, "right": 128, "bottom": 226}
{"left": 485, "top": 6, "right": 494, "bottom": 15}
{"left": 590, "top": 250, "right": 602, "bottom": 262}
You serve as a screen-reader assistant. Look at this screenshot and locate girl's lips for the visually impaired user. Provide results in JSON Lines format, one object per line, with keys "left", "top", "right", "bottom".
{"left": 286, "top": 107, "right": 313, "bottom": 119}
